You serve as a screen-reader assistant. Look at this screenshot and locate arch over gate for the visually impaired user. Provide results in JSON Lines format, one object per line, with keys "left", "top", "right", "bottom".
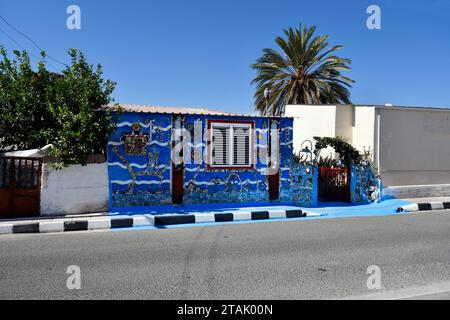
{"left": 313, "top": 137, "right": 361, "bottom": 202}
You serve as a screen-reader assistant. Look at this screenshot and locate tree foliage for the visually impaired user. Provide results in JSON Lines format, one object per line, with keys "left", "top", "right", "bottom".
{"left": 0, "top": 49, "right": 55, "bottom": 150}
{"left": 313, "top": 136, "right": 361, "bottom": 167}
{"left": 251, "top": 23, "right": 354, "bottom": 116}
{"left": 0, "top": 47, "right": 118, "bottom": 167}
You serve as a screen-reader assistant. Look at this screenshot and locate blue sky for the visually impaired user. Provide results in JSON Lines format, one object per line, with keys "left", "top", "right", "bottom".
{"left": 1, "top": 0, "right": 449, "bottom": 114}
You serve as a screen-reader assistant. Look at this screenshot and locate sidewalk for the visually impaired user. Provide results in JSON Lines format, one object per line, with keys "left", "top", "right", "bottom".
{"left": 0, "top": 206, "right": 319, "bottom": 235}
{"left": 1, "top": 196, "right": 449, "bottom": 236}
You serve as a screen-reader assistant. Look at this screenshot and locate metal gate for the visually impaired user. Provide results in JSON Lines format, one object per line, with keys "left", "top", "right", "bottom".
{"left": 318, "top": 167, "right": 350, "bottom": 202}
{"left": 0, "top": 157, "right": 42, "bottom": 218}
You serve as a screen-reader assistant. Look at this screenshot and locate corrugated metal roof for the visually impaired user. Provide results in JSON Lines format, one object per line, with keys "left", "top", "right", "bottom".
{"left": 103, "top": 104, "right": 251, "bottom": 117}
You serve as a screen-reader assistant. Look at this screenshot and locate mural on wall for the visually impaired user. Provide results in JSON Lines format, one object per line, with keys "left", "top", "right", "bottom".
{"left": 279, "top": 118, "right": 294, "bottom": 202}
{"left": 289, "top": 140, "right": 320, "bottom": 207}
{"left": 182, "top": 115, "right": 292, "bottom": 205}
{"left": 107, "top": 112, "right": 295, "bottom": 210}
{"left": 108, "top": 112, "right": 293, "bottom": 209}
{"left": 107, "top": 111, "right": 379, "bottom": 211}
{"left": 351, "top": 162, "right": 381, "bottom": 204}
{"left": 107, "top": 113, "right": 172, "bottom": 208}
{"left": 290, "top": 162, "right": 318, "bottom": 207}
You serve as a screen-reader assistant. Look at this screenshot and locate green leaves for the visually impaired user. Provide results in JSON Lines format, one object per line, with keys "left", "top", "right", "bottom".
{"left": 313, "top": 136, "right": 362, "bottom": 167}
{"left": 47, "top": 49, "right": 117, "bottom": 166}
{"left": 0, "top": 47, "right": 117, "bottom": 167}
{"left": 0, "top": 47, "right": 53, "bottom": 150}
{"left": 251, "top": 23, "right": 355, "bottom": 116}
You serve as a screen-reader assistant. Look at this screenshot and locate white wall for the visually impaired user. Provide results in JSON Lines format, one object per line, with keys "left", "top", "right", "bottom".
{"left": 40, "top": 162, "right": 108, "bottom": 216}
{"left": 285, "top": 104, "right": 337, "bottom": 157}
{"left": 352, "top": 106, "right": 375, "bottom": 158}
{"left": 287, "top": 103, "right": 450, "bottom": 188}
{"left": 335, "top": 104, "right": 354, "bottom": 143}
{"left": 377, "top": 107, "right": 450, "bottom": 186}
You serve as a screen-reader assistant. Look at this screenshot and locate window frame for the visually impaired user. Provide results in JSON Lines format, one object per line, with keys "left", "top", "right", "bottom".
{"left": 207, "top": 119, "right": 255, "bottom": 170}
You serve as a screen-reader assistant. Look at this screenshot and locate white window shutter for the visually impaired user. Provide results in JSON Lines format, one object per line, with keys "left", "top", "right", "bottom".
{"left": 212, "top": 126, "right": 230, "bottom": 165}
{"left": 233, "top": 127, "right": 250, "bottom": 166}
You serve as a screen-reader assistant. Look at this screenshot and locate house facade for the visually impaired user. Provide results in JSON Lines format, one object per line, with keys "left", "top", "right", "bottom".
{"left": 0, "top": 104, "right": 381, "bottom": 218}
{"left": 285, "top": 104, "right": 450, "bottom": 198}
{"left": 106, "top": 105, "right": 295, "bottom": 212}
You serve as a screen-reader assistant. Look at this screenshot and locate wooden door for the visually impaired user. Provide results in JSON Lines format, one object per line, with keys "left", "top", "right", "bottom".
{"left": 268, "top": 119, "right": 280, "bottom": 201}
{"left": 0, "top": 157, "right": 42, "bottom": 218}
{"left": 0, "top": 157, "right": 11, "bottom": 218}
{"left": 171, "top": 116, "right": 184, "bottom": 204}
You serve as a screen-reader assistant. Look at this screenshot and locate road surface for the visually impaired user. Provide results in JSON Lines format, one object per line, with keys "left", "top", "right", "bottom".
{"left": 1, "top": 211, "right": 449, "bottom": 299}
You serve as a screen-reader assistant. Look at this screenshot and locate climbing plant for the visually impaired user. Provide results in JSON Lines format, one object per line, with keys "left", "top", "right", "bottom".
{"left": 313, "top": 136, "right": 362, "bottom": 167}
{"left": 317, "top": 154, "right": 338, "bottom": 168}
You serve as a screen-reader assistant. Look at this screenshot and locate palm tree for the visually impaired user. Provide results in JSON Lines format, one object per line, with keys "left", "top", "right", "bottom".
{"left": 251, "top": 24, "right": 354, "bottom": 116}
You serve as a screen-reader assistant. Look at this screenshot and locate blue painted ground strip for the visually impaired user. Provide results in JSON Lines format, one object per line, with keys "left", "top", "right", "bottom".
{"left": 309, "top": 198, "right": 412, "bottom": 218}
{"left": 112, "top": 198, "right": 413, "bottom": 232}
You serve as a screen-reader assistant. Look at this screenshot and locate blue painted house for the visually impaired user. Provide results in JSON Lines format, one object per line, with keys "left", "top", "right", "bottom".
{"left": 105, "top": 105, "right": 296, "bottom": 212}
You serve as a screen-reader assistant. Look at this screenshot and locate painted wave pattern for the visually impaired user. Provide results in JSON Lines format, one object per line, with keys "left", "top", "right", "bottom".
{"left": 110, "top": 116, "right": 294, "bottom": 206}
{"left": 280, "top": 139, "right": 294, "bottom": 146}
{"left": 111, "top": 179, "right": 171, "bottom": 185}
{"left": 108, "top": 141, "right": 170, "bottom": 147}
{"left": 117, "top": 122, "right": 172, "bottom": 132}
{"left": 153, "top": 125, "right": 172, "bottom": 132}
{"left": 109, "top": 162, "right": 168, "bottom": 170}
{"left": 110, "top": 162, "right": 289, "bottom": 173}
{"left": 184, "top": 179, "right": 259, "bottom": 187}
{"left": 117, "top": 121, "right": 152, "bottom": 129}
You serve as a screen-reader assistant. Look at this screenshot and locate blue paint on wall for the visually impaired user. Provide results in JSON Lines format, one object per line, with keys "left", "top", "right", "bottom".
{"left": 107, "top": 111, "right": 294, "bottom": 212}
{"left": 290, "top": 162, "right": 318, "bottom": 207}
{"left": 350, "top": 163, "right": 381, "bottom": 204}
{"left": 107, "top": 112, "right": 173, "bottom": 209}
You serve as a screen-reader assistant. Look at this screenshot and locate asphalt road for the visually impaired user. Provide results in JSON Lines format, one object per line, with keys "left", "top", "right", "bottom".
{"left": 0, "top": 211, "right": 449, "bottom": 300}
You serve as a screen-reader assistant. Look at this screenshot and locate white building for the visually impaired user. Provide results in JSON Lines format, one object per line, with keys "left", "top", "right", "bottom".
{"left": 285, "top": 104, "right": 450, "bottom": 198}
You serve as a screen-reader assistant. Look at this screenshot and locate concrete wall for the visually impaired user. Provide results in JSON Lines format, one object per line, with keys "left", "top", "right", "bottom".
{"left": 377, "top": 107, "right": 450, "bottom": 186}
{"left": 335, "top": 104, "right": 353, "bottom": 143}
{"left": 352, "top": 106, "right": 375, "bottom": 158}
{"left": 40, "top": 162, "right": 108, "bottom": 216}
{"left": 285, "top": 104, "right": 337, "bottom": 157}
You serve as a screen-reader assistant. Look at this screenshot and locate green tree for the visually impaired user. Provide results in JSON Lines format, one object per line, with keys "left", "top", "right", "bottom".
{"left": 48, "top": 49, "right": 117, "bottom": 166}
{"left": 0, "top": 47, "right": 118, "bottom": 167}
{"left": 251, "top": 24, "right": 354, "bottom": 116}
{"left": 0, "top": 48, "right": 56, "bottom": 150}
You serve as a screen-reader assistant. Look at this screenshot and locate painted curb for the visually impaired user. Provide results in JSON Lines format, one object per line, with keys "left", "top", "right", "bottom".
{"left": 0, "top": 209, "right": 318, "bottom": 236}
{"left": 39, "top": 221, "right": 64, "bottom": 233}
{"left": 396, "top": 201, "right": 450, "bottom": 213}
